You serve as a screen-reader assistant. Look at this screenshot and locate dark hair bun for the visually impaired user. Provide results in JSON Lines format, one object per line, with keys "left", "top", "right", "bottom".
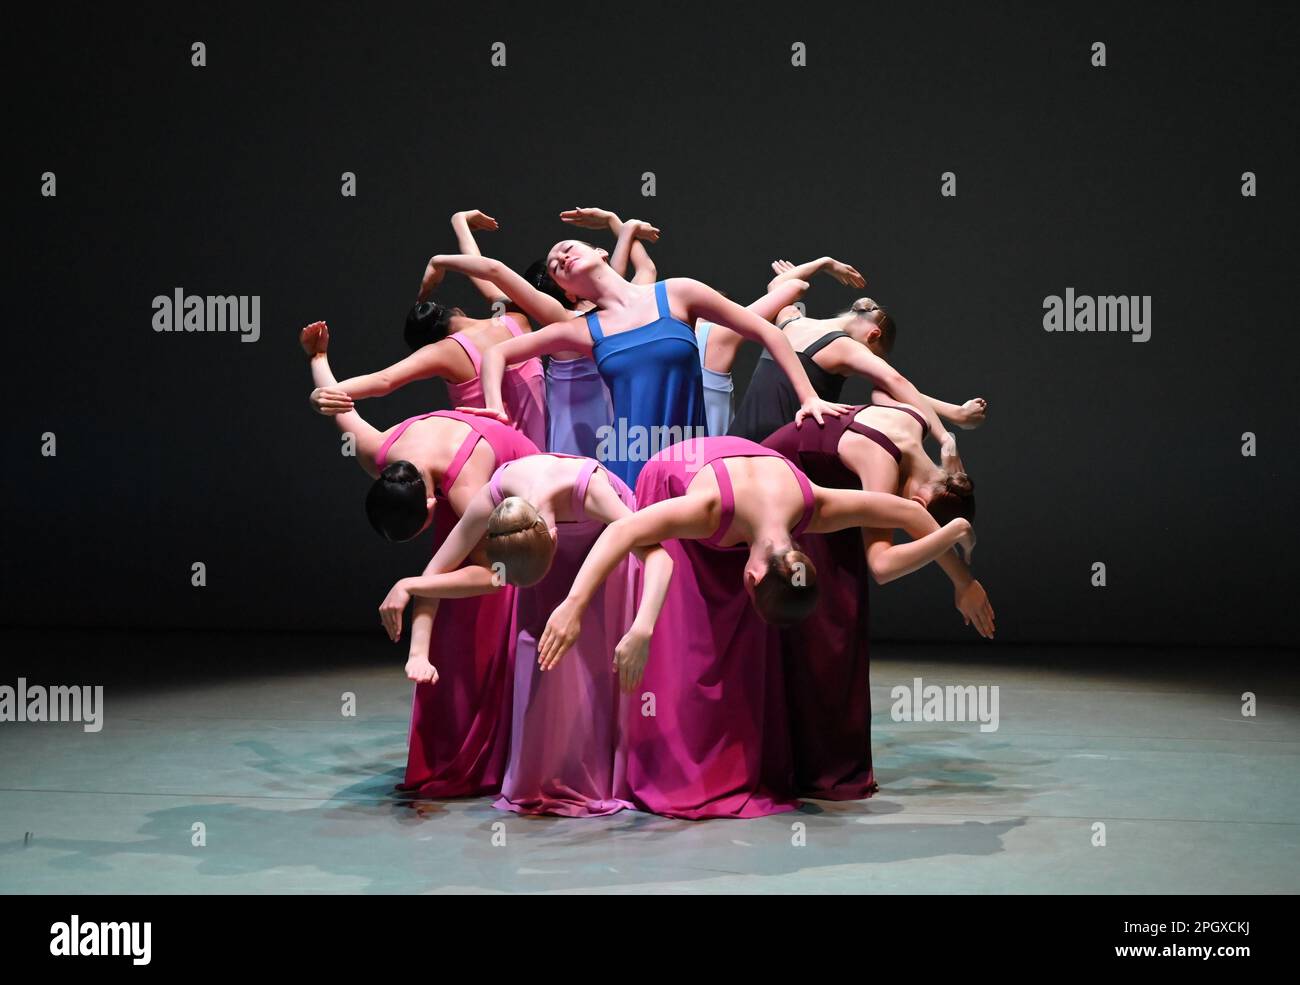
{"left": 946, "top": 471, "right": 974, "bottom": 496}
{"left": 404, "top": 302, "right": 452, "bottom": 351}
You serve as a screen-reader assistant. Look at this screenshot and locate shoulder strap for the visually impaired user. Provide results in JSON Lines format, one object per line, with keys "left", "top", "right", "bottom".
{"left": 376, "top": 412, "right": 437, "bottom": 470}
{"left": 500, "top": 315, "right": 526, "bottom": 339}
{"left": 696, "top": 319, "right": 712, "bottom": 358}
{"left": 448, "top": 332, "right": 482, "bottom": 375}
{"left": 488, "top": 462, "right": 510, "bottom": 507}
{"left": 570, "top": 459, "right": 601, "bottom": 520}
{"left": 803, "top": 330, "right": 850, "bottom": 358}
{"left": 654, "top": 281, "right": 671, "bottom": 319}
{"left": 442, "top": 430, "right": 483, "bottom": 495}
{"left": 584, "top": 310, "right": 606, "bottom": 342}
{"left": 847, "top": 422, "right": 903, "bottom": 464}
{"left": 702, "top": 459, "right": 736, "bottom": 547}
{"left": 788, "top": 463, "right": 816, "bottom": 538}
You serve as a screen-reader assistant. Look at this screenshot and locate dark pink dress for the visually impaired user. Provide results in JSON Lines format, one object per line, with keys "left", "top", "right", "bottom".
{"left": 377, "top": 410, "right": 539, "bottom": 798}
{"left": 762, "top": 403, "right": 926, "bottom": 800}
{"left": 621, "top": 436, "right": 813, "bottom": 818}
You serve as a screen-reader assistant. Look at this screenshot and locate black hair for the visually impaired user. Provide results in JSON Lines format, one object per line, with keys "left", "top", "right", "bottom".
{"left": 404, "top": 302, "right": 456, "bottom": 351}
{"left": 365, "top": 460, "right": 429, "bottom": 541}
{"left": 524, "top": 259, "right": 571, "bottom": 308}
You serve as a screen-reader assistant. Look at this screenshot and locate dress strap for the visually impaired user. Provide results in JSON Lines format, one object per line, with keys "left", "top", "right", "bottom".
{"left": 803, "top": 330, "right": 850, "bottom": 358}
{"left": 847, "top": 422, "right": 903, "bottom": 464}
{"left": 787, "top": 462, "right": 816, "bottom": 538}
{"left": 448, "top": 332, "right": 482, "bottom": 375}
{"left": 584, "top": 310, "right": 606, "bottom": 342}
{"left": 442, "top": 430, "right": 483, "bottom": 495}
{"left": 695, "top": 320, "right": 713, "bottom": 363}
{"left": 375, "top": 412, "right": 439, "bottom": 470}
{"left": 653, "top": 281, "right": 671, "bottom": 319}
{"left": 876, "top": 401, "right": 930, "bottom": 437}
{"left": 702, "top": 459, "right": 737, "bottom": 547}
{"left": 570, "top": 459, "right": 602, "bottom": 520}
{"left": 500, "top": 315, "right": 527, "bottom": 338}
{"left": 488, "top": 462, "right": 511, "bottom": 507}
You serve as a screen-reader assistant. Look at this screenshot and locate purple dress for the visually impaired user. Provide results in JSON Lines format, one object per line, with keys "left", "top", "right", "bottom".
{"left": 620, "top": 436, "right": 813, "bottom": 819}
{"left": 491, "top": 455, "right": 637, "bottom": 817}
{"left": 545, "top": 355, "right": 614, "bottom": 458}
{"left": 377, "top": 410, "right": 539, "bottom": 798}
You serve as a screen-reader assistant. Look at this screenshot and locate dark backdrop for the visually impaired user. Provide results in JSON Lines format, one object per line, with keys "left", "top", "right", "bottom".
{"left": 7, "top": 2, "right": 1297, "bottom": 648}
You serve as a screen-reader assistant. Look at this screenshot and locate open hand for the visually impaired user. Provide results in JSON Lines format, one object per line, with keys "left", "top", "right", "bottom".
{"left": 538, "top": 597, "right": 584, "bottom": 671}
{"left": 379, "top": 580, "right": 412, "bottom": 641}
{"left": 955, "top": 579, "right": 995, "bottom": 639}
{"left": 560, "top": 206, "right": 617, "bottom": 230}
{"left": 794, "top": 397, "right": 851, "bottom": 427}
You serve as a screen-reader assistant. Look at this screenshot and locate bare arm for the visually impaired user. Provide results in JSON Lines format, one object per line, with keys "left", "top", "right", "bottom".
{"left": 821, "top": 341, "right": 960, "bottom": 466}
{"left": 478, "top": 319, "right": 594, "bottom": 415}
{"left": 330, "top": 343, "right": 461, "bottom": 401}
{"left": 809, "top": 487, "right": 973, "bottom": 583}
{"left": 536, "top": 495, "right": 715, "bottom": 670}
{"left": 906, "top": 392, "right": 988, "bottom": 431}
{"left": 609, "top": 217, "right": 659, "bottom": 284}
{"left": 767, "top": 256, "right": 865, "bottom": 291}
{"left": 448, "top": 210, "right": 503, "bottom": 303}
{"left": 697, "top": 279, "right": 810, "bottom": 373}
{"left": 300, "top": 323, "right": 385, "bottom": 474}
{"left": 674, "top": 278, "right": 849, "bottom": 424}
{"left": 428, "top": 253, "right": 571, "bottom": 326}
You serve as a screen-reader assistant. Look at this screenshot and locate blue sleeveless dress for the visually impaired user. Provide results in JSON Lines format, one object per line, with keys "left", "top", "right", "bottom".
{"left": 585, "top": 281, "right": 706, "bottom": 486}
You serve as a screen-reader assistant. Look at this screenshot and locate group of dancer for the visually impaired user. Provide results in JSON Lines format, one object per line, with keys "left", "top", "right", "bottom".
{"left": 299, "top": 207, "right": 995, "bottom": 819}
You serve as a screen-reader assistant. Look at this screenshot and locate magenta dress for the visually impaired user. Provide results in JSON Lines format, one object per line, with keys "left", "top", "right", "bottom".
{"left": 376, "top": 410, "right": 539, "bottom": 798}
{"left": 491, "top": 456, "right": 637, "bottom": 817}
{"left": 619, "top": 436, "right": 813, "bottom": 819}
{"left": 446, "top": 318, "right": 548, "bottom": 451}
{"left": 761, "top": 404, "right": 925, "bottom": 801}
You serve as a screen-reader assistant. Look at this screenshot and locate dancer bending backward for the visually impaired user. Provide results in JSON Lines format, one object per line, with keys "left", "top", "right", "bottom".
{"left": 761, "top": 397, "right": 995, "bottom": 800}
{"left": 306, "top": 209, "right": 547, "bottom": 449}
{"left": 729, "top": 266, "right": 987, "bottom": 463}
{"left": 472, "top": 241, "right": 850, "bottom": 487}
{"left": 301, "top": 321, "right": 539, "bottom": 798}
{"left": 417, "top": 210, "right": 663, "bottom": 458}
{"left": 695, "top": 256, "right": 865, "bottom": 435}
{"left": 375, "top": 452, "right": 673, "bottom": 816}
{"left": 537, "top": 435, "right": 975, "bottom": 819}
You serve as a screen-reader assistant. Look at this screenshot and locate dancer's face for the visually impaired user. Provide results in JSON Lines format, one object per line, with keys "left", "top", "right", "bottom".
{"left": 546, "top": 240, "right": 607, "bottom": 292}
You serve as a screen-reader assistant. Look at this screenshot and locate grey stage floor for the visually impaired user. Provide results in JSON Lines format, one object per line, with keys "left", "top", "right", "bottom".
{"left": 1, "top": 637, "right": 1297, "bottom": 894}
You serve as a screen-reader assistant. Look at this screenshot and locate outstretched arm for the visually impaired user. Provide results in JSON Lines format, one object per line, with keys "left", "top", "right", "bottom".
{"left": 821, "top": 342, "right": 962, "bottom": 471}
{"left": 768, "top": 256, "right": 865, "bottom": 291}
{"left": 809, "top": 486, "right": 974, "bottom": 583}
{"left": 449, "top": 209, "right": 504, "bottom": 303}
{"left": 608, "top": 217, "right": 660, "bottom": 284}
{"left": 903, "top": 391, "right": 987, "bottom": 431}
{"left": 300, "top": 322, "right": 385, "bottom": 474}
{"left": 317, "top": 343, "right": 461, "bottom": 411}
{"left": 611, "top": 544, "right": 673, "bottom": 692}
{"left": 427, "top": 253, "right": 571, "bottom": 325}
{"left": 476, "top": 319, "right": 594, "bottom": 417}
{"left": 537, "top": 496, "right": 713, "bottom": 670}
{"left": 674, "top": 278, "right": 850, "bottom": 426}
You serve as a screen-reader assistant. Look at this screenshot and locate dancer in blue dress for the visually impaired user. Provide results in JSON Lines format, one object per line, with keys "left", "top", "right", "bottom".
{"left": 473, "top": 239, "right": 851, "bottom": 487}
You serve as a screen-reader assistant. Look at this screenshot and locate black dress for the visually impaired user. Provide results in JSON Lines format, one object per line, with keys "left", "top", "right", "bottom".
{"left": 728, "top": 330, "right": 849, "bottom": 443}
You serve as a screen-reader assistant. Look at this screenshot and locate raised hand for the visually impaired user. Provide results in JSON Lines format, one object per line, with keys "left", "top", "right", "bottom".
{"left": 456, "top": 209, "right": 499, "bottom": 231}
{"left": 955, "top": 579, "right": 995, "bottom": 639}
{"left": 828, "top": 259, "right": 865, "bottom": 288}
{"left": 957, "top": 397, "right": 988, "bottom": 430}
{"left": 559, "top": 206, "right": 617, "bottom": 230}
{"left": 625, "top": 218, "right": 661, "bottom": 243}
{"left": 299, "top": 320, "right": 330, "bottom": 357}
{"left": 771, "top": 259, "right": 795, "bottom": 275}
